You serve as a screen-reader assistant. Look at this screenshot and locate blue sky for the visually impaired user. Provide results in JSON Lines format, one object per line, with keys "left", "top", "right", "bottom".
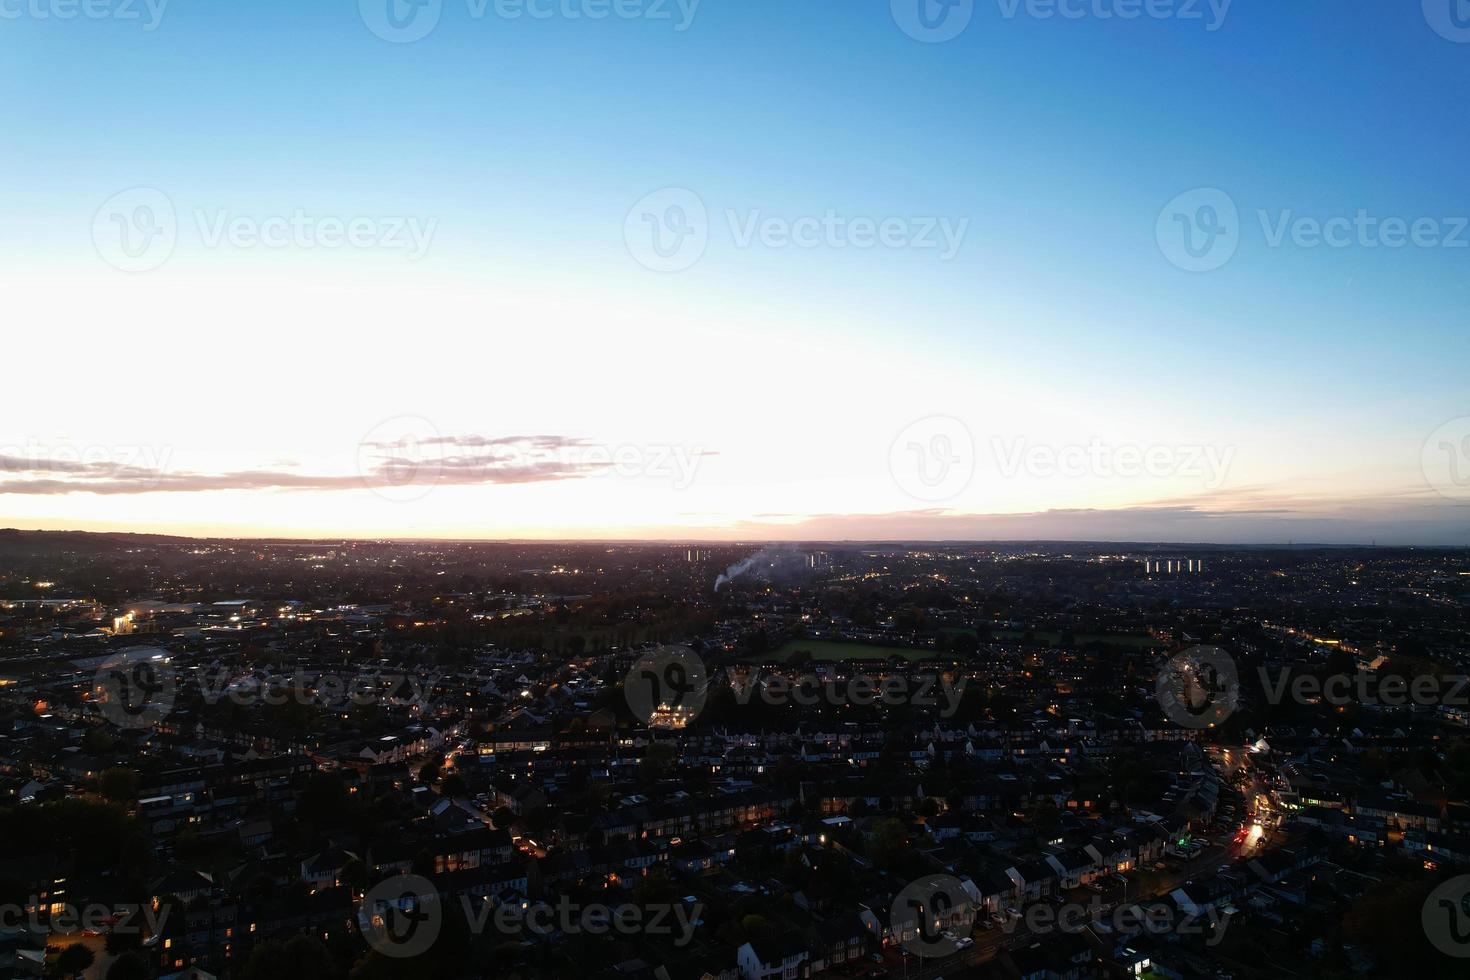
{"left": 2, "top": 1, "right": 1468, "bottom": 542}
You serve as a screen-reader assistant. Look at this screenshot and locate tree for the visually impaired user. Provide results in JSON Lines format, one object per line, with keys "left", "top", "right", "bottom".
{"left": 342, "top": 856, "right": 369, "bottom": 893}
{"left": 241, "top": 935, "right": 339, "bottom": 980}
{"left": 106, "top": 952, "right": 149, "bottom": 980}
{"left": 54, "top": 945, "right": 94, "bottom": 978}
{"left": 867, "top": 818, "right": 909, "bottom": 870}
{"left": 98, "top": 767, "right": 140, "bottom": 803}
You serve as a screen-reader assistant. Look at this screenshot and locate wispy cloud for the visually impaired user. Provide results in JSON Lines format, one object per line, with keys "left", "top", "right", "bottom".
{"left": 0, "top": 435, "right": 614, "bottom": 495}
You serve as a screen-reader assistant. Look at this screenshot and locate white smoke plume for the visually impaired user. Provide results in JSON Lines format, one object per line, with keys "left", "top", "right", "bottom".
{"left": 714, "top": 554, "right": 760, "bottom": 592}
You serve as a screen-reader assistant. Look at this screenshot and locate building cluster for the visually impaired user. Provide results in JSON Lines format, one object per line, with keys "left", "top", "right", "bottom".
{"left": 0, "top": 533, "right": 1464, "bottom": 978}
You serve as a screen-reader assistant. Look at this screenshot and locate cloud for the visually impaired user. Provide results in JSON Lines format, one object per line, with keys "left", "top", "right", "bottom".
{"left": 0, "top": 434, "right": 618, "bottom": 495}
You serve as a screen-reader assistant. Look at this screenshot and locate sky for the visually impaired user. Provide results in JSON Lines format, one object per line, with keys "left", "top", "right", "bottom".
{"left": 1, "top": 0, "right": 1469, "bottom": 544}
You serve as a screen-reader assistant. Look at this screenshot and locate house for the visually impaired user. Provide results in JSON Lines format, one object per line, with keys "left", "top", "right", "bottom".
{"left": 150, "top": 870, "right": 214, "bottom": 906}
{"left": 736, "top": 935, "right": 809, "bottom": 980}
{"left": 807, "top": 914, "right": 870, "bottom": 972}
{"left": 300, "top": 847, "right": 358, "bottom": 892}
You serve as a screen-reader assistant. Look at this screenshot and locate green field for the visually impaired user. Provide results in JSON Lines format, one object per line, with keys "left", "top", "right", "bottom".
{"left": 757, "top": 640, "right": 935, "bottom": 664}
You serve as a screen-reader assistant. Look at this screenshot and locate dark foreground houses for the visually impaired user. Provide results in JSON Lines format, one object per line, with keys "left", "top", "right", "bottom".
{"left": 0, "top": 534, "right": 1468, "bottom": 977}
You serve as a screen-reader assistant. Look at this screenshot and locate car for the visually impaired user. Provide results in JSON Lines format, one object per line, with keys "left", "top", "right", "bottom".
{"left": 955, "top": 937, "right": 974, "bottom": 950}
{"left": 941, "top": 930, "right": 958, "bottom": 942}
{"left": 1005, "top": 908, "right": 1021, "bottom": 920}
